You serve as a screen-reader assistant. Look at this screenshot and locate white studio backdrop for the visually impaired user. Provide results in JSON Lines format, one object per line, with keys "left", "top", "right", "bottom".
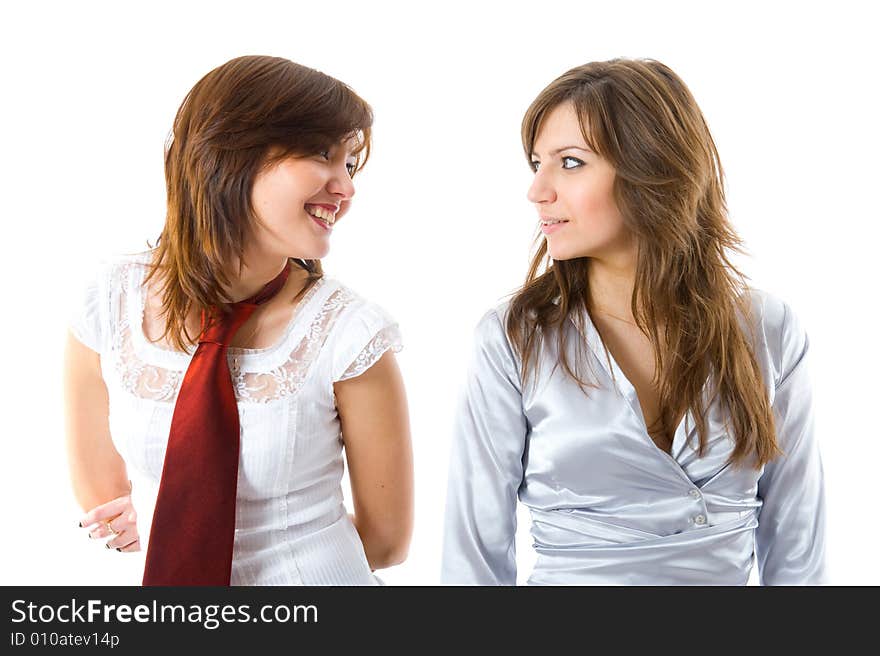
{"left": 1, "top": 0, "right": 877, "bottom": 585}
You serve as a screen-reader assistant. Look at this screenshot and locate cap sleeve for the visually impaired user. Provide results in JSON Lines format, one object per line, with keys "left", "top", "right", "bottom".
{"left": 68, "top": 260, "right": 110, "bottom": 354}
{"left": 330, "top": 298, "right": 403, "bottom": 383}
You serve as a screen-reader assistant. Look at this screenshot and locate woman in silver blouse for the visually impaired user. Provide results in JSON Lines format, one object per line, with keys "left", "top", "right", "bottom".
{"left": 441, "top": 58, "right": 827, "bottom": 585}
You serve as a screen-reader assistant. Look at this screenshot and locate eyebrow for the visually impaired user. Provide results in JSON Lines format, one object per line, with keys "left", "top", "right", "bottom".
{"left": 530, "top": 145, "right": 593, "bottom": 158}
{"left": 331, "top": 144, "right": 359, "bottom": 160}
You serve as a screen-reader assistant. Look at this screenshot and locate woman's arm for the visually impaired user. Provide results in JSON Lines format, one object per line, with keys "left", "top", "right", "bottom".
{"left": 334, "top": 350, "right": 413, "bottom": 570}
{"left": 63, "top": 332, "right": 132, "bottom": 512}
{"left": 441, "top": 309, "right": 529, "bottom": 585}
{"left": 755, "top": 303, "right": 828, "bottom": 585}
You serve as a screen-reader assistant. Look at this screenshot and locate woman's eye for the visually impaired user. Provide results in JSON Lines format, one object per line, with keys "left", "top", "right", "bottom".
{"left": 319, "top": 150, "right": 331, "bottom": 160}
{"left": 562, "top": 156, "right": 585, "bottom": 169}
{"left": 530, "top": 160, "right": 540, "bottom": 172}
{"left": 346, "top": 162, "right": 356, "bottom": 175}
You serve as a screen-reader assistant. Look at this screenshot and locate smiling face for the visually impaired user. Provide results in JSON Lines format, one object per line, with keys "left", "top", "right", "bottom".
{"left": 527, "top": 102, "right": 632, "bottom": 262}
{"left": 247, "top": 138, "right": 359, "bottom": 264}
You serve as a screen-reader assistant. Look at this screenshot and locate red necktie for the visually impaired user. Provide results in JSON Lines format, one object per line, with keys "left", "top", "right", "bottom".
{"left": 143, "top": 262, "right": 292, "bottom": 586}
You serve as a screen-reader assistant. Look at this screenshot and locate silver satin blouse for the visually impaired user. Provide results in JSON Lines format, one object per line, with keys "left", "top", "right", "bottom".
{"left": 441, "top": 290, "right": 827, "bottom": 585}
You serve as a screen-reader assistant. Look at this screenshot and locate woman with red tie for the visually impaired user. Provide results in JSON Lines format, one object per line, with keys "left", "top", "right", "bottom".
{"left": 64, "top": 55, "right": 413, "bottom": 585}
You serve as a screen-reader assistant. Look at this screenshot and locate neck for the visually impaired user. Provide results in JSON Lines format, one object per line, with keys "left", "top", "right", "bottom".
{"left": 223, "top": 257, "right": 292, "bottom": 303}
{"left": 586, "top": 248, "right": 638, "bottom": 321}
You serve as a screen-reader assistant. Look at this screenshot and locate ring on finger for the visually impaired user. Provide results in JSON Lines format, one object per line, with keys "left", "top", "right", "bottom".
{"left": 105, "top": 521, "right": 118, "bottom": 536}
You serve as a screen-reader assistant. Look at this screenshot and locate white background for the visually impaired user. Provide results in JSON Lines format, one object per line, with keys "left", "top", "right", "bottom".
{"left": 1, "top": 0, "right": 877, "bottom": 585}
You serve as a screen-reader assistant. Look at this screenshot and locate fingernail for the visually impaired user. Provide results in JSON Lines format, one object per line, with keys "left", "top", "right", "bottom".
{"left": 78, "top": 522, "right": 82, "bottom": 528}
{"left": 105, "top": 543, "right": 111, "bottom": 549}
{"left": 116, "top": 548, "right": 122, "bottom": 552}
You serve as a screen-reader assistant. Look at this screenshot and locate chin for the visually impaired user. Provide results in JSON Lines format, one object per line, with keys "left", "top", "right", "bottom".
{"left": 548, "top": 237, "right": 608, "bottom": 261}
{"left": 285, "top": 237, "right": 330, "bottom": 261}
{"left": 309, "top": 242, "right": 331, "bottom": 260}
{"left": 291, "top": 245, "right": 330, "bottom": 260}
{"left": 547, "top": 243, "right": 582, "bottom": 261}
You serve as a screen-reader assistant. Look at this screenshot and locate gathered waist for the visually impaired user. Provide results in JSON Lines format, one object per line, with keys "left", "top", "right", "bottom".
{"left": 527, "top": 508, "right": 758, "bottom": 585}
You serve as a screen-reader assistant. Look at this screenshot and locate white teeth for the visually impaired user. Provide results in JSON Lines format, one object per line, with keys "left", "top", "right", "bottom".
{"left": 541, "top": 218, "right": 568, "bottom": 225}
{"left": 306, "top": 205, "right": 336, "bottom": 224}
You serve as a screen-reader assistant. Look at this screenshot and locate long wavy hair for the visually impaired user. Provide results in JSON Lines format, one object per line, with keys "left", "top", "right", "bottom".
{"left": 144, "top": 55, "right": 373, "bottom": 351}
{"left": 508, "top": 58, "right": 780, "bottom": 469}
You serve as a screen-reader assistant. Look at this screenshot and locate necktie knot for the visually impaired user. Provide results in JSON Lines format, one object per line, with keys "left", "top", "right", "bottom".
{"left": 196, "top": 263, "right": 292, "bottom": 347}
{"left": 199, "top": 303, "right": 257, "bottom": 346}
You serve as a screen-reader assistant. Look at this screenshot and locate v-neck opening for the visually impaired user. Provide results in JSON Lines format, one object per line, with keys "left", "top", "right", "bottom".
{"left": 571, "top": 310, "right": 696, "bottom": 468}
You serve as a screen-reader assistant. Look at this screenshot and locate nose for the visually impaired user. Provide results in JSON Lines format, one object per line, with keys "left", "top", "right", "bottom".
{"left": 327, "top": 163, "right": 355, "bottom": 200}
{"left": 527, "top": 169, "right": 555, "bottom": 205}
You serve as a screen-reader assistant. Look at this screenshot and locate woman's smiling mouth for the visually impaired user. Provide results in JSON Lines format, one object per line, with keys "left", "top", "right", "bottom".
{"left": 305, "top": 203, "right": 337, "bottom": 229}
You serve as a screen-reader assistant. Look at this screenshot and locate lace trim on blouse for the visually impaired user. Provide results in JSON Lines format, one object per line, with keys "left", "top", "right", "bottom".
{"left": 112, "top": 260, "right": 359, "bottom": 404}
{"left": 337, "top": 325, "right": 400, "bottom": 382}
{"left": 232, "top": 286, "right": 354, "bottom": 403}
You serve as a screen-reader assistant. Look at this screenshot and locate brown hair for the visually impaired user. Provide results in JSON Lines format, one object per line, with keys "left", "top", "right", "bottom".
{"left": 509, "top": 58, "right": 780, "bottom": 469}
{"left": 145, "top": 55, "right": 373, "bottom": 351}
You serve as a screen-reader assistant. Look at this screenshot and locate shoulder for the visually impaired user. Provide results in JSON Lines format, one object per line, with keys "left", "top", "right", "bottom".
{"left": 73, "top": 249, "right": 155, "bottom": 304}
{"left": 321, "top": 277, "right": 403, "bottom": 381}
{"left": 741, "top": 288, "right": 809, "bottom": 388}
{"left": 92, "top": 248, "right": 154, "bottom": 270}
{"left": 68, "top": 250, "right": 154, "bottom": 353}
{"left": 88, "top": 249, "right": 155, "bottom": 288}
{"left": 469, "top": 298, "right": 523, "bottom": 368}
{"left": 326, "top": 277, "right": 399, "bottom": 328}
{"left": 471, "top": 298, "right": 513, "bottom": 343}
{"left": 321, "top": 277, "right": 402, "bottom": 355}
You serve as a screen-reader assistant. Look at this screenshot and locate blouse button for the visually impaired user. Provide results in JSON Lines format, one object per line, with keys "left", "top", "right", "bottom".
{"left": 689, "top": 489, "right": 702, "bottom": 500}
{"left": 694, "top": 514, "right": 707, "bottom": 526}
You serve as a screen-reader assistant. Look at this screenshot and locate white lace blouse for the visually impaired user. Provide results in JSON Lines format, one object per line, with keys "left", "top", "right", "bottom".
{"left": 68, "top": 250, "right": 403, "bottom": 585}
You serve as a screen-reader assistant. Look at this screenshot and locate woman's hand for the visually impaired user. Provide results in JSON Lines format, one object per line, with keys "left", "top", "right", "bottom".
{"left": 79, "top": 493, "right": 140, "bottom": 552}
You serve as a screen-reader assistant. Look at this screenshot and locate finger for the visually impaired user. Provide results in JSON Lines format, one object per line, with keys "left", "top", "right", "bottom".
{"left": 116, "top": 538, "right": 141, "bottom": 553}
{"left": 106, "top": 510, "right": 136, "bottom": 535}
{"left": 89, "top": 511, "right": 135, "bottom": 540}
{"left": 79, "top": 496, "right": 131, "bottom": 527}
{"left": 105, "top": 526, "right": 138, "bottom": 551}
{"left": 89, "top": 523, "right": 115, "bottom": 540}
{"left": 84, "top": 513, "right": 122, "bottom": 537}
